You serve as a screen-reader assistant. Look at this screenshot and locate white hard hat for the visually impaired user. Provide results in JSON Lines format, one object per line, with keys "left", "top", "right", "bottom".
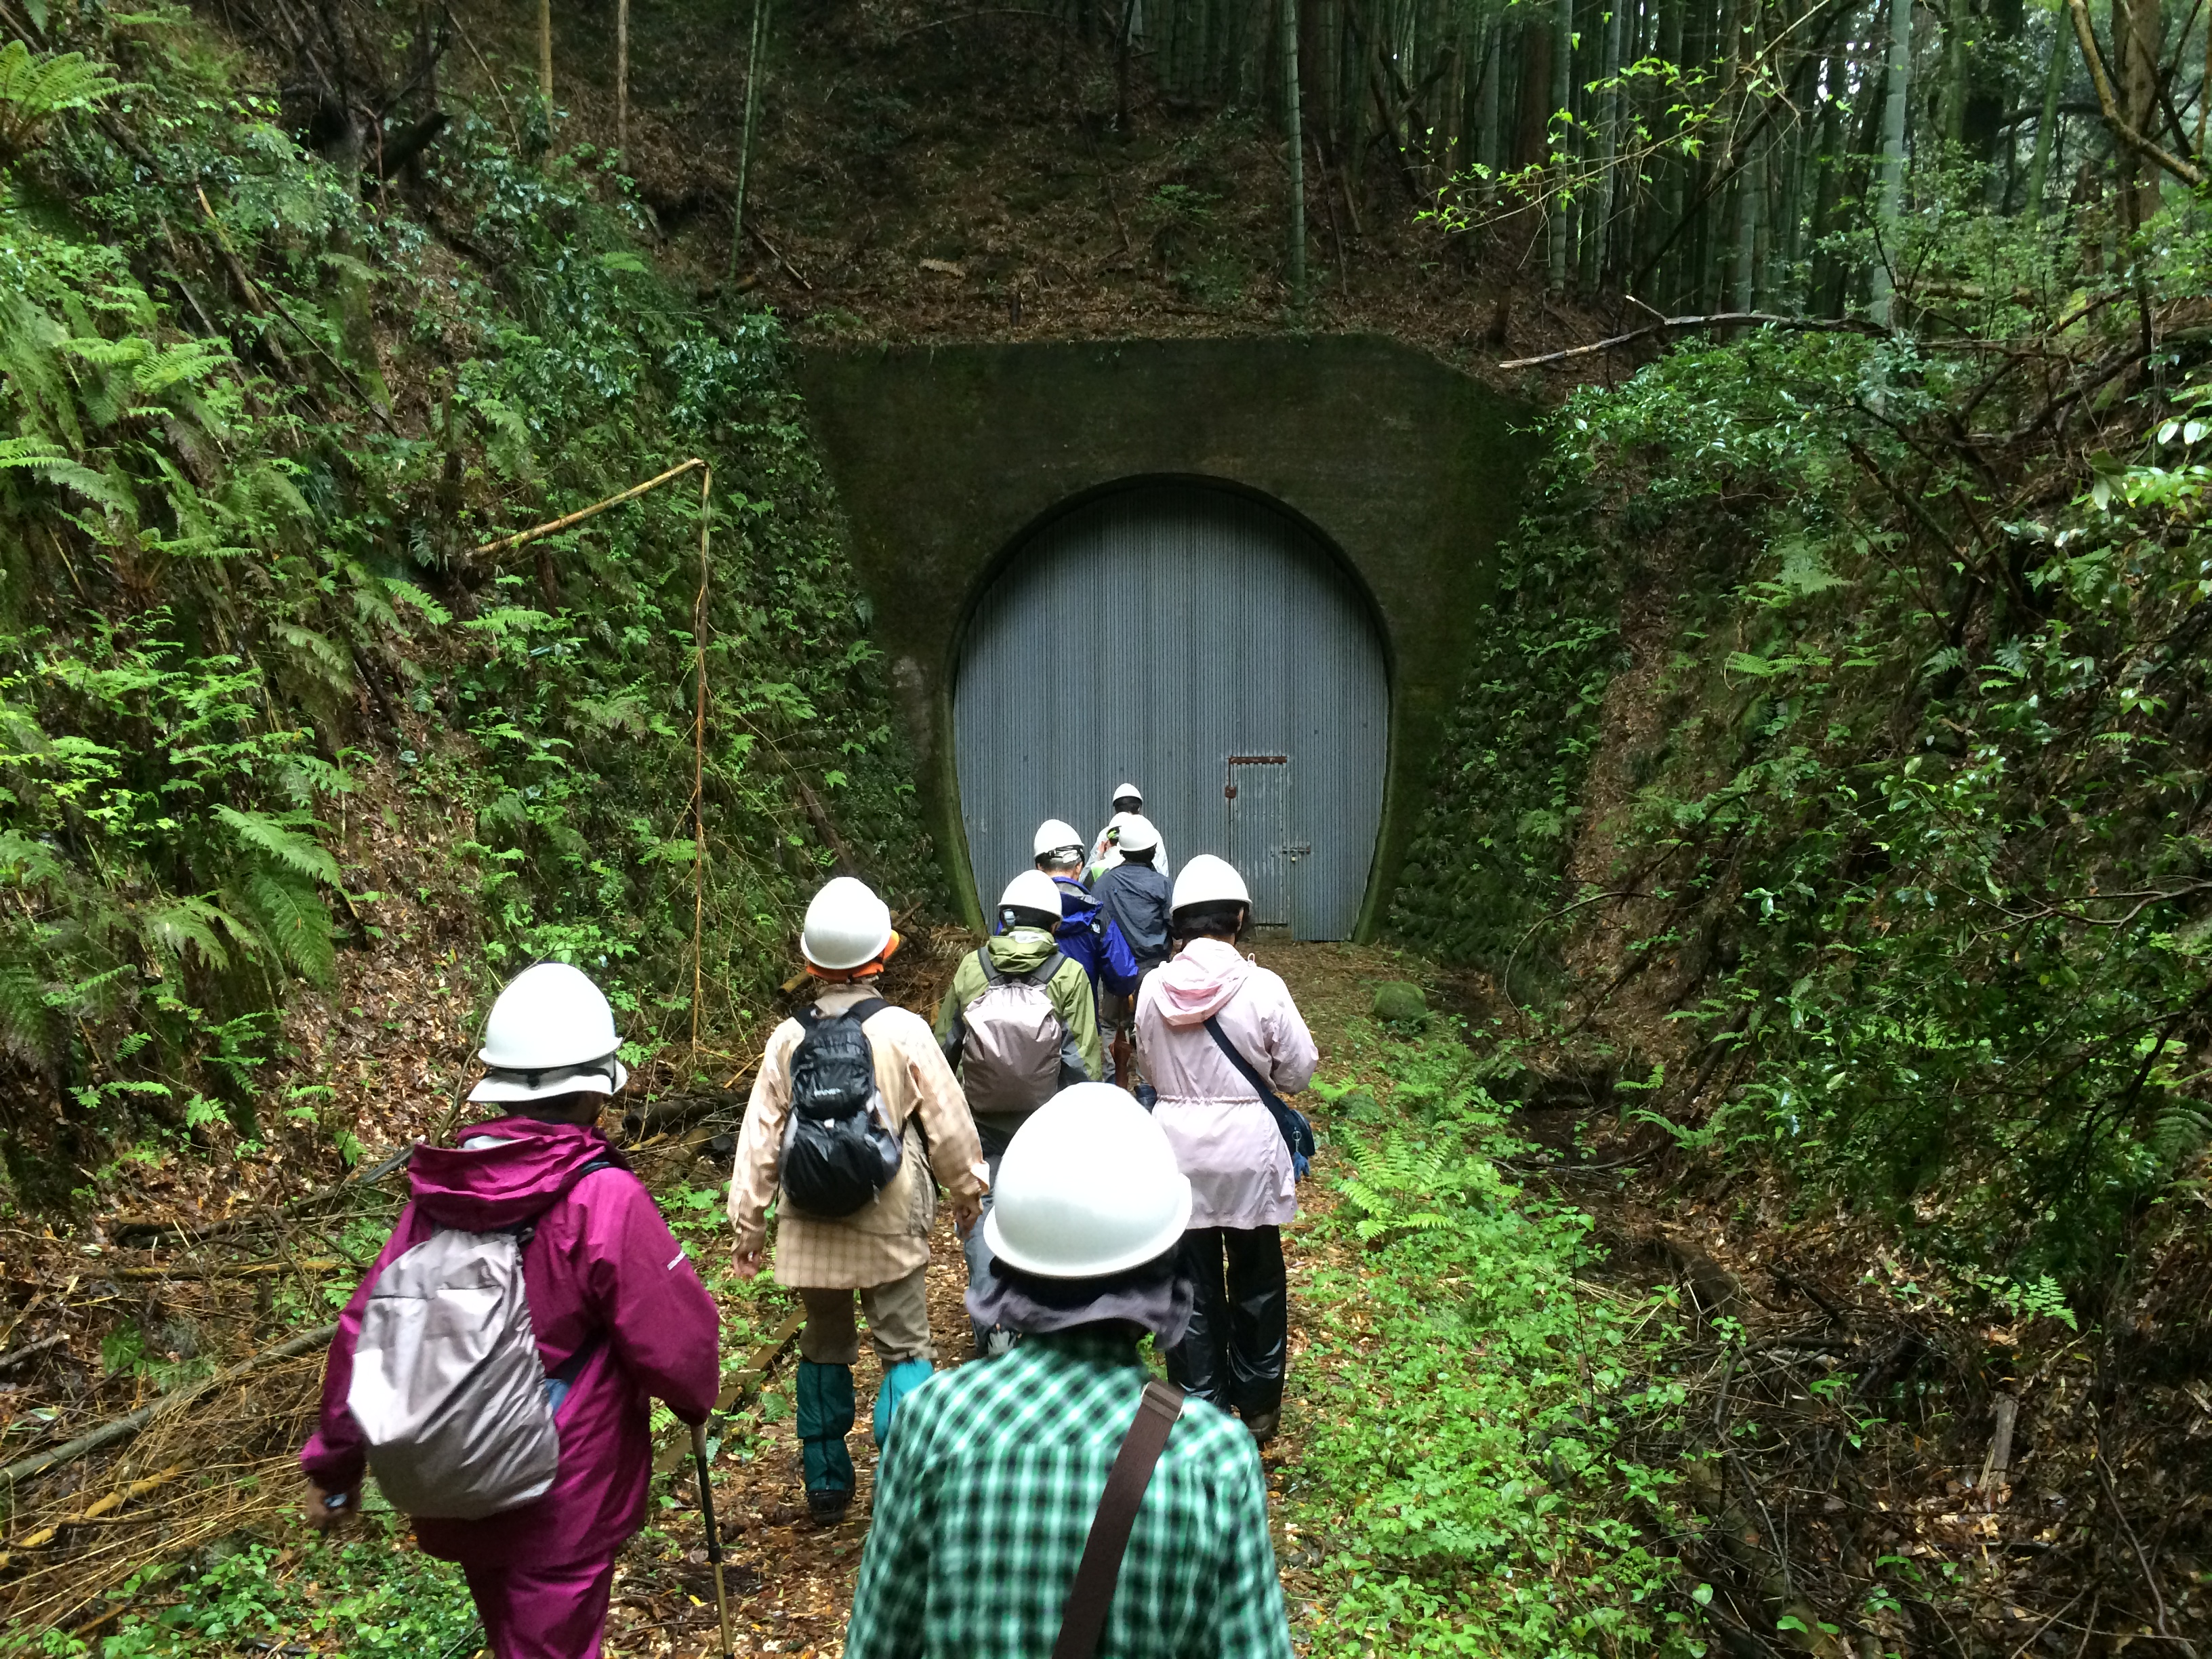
{"left": 800, "top": 876, "right": 894, "bottom": 970}
{"left": 470, "top": 962, "right": 630, "bottom": 1102}
{"left": 1115, "top": 814, "right": 1160, "bottom": 855}
{"left": 1170, "top": 853, "right": 1249, "bottom": 914}
{"left": 999, "top": 869, "right": 1064, "bottom": 918}
{"left": 1111, "top": 782, "right": 1143, "bottom": 804}
{"left": 983, "top": 1083, "right": 1192, "bottom": 1277}
{"left": 1032, "top": 818, "right": 1085, "bottom": 858}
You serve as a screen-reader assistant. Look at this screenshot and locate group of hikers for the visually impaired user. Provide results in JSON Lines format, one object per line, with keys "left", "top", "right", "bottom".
{"left": 299, "top": 782, "right": 1318, "bottom": 1658}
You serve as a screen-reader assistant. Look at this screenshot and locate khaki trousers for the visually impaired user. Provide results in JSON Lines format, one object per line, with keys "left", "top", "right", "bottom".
{"left": 797, "top": 1265, "right": 933, "bottom": 1366}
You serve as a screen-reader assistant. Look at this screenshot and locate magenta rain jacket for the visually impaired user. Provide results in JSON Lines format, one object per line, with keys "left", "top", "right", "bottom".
{"left": 300, "top": 1117, "right": 720, "bottom": 1568}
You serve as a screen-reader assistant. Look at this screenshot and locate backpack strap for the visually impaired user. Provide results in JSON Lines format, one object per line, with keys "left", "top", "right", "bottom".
{"left": 1050, "top": 1380, "right": 1185, "bottom": 1659}
{"left": 1029, "top": 951, "right": 1069, "bottom": 987}
{"left": 509, "top": 1155, "right": 619, "bottom": 1248}
{"left": 978, "top": 949, "right": 1006, "bottom": 988}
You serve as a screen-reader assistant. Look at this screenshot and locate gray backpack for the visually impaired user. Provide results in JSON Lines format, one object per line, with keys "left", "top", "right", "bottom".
{"left": 956, "top": 950, "right": 1071, "bottom": 1117}
{"left": 347, "top": 1163, "right": 610, "bottom": 1519}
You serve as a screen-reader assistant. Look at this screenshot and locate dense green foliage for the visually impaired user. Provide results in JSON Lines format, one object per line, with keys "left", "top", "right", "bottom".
{"left": 1400, "top": 199, "right": 2212, "bottom": 1282}
{"left": 0, "top": 7, "right": 933, "bottom": 1188}
{"left": 1290, "top": 1026, "right": 1694, "bottom": 1659}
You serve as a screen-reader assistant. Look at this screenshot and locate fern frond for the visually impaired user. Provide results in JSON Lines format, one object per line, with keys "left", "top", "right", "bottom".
{"left": 0, "top": 960, "right": 61, "bottom": 1077}
{"left": 0, "top": 829, "right": 63, "bottom": 888}
{"left": 0, "top": 438, "right": 133, "bottom": 514}
{"left": 0, "top": 42, "right": 129, "bottom": 165}
{"left": 239, "top": 869, "right": 335, "bottom": 985}
{"left": 213, "top": 805, "right": 340, "bottom": 886}
{"left": 273, "top": 623, "right": 354, "bottom": 691}
{"left": 140, "top": 894, "right": 241, "bottom": 971}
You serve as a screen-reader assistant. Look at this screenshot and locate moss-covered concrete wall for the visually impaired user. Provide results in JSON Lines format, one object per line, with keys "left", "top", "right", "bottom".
{"left": 793, "top": 335, "right": 1540, "bottom": 937}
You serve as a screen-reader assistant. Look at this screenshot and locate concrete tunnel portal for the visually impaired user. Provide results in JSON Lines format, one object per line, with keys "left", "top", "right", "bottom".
{"left": 792, "top": 335, "right": 1543, "bottom": 941}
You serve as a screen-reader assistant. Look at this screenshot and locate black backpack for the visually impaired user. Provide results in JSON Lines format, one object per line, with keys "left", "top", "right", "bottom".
{"left": 779, "top": 998, "right": 905, "bottom": 1218}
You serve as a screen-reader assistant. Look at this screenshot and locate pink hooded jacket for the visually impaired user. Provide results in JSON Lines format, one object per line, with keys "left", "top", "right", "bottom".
{"left": 1136, "top": 939, "right": 1319, "bottom": 1229}
{"left": 300, "top": 1118, "right": 720, "bottom": 1568}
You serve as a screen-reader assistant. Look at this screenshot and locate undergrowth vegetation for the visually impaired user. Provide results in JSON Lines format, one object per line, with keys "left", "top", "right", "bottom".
{"left": 0, "top": 3, "right": 933, "bottom": 1195}
{"left": 1400, "top": 194, "right": 2212, "bottom": 1288}
{"left": 1289, "top": 1023, "right": 1696, "bottom": 1659}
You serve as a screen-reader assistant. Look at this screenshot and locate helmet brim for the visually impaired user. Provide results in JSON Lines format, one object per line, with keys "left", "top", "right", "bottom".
{"left": 469, "top": 1059, "right": 630, "bottom": 1103}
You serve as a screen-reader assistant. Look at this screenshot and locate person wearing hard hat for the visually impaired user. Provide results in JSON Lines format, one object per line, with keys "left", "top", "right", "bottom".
{"left": 1135, "top": 855, "right": 1319, "bottom": 1444}
{"left": 1091, "top": 814, "right": 1173, "bottom": 1088}
{"left": 842, "top": 1084, "right": 1293, "bottom": 1659}
{"left": 727, "top": 876, "right": 988, "bottom": 1525}
{"left": 935, "top": 869, "right": 1105, "bottom": 1354}
{"left": 301, "top": 962, "right": 720, "bottom": 1659}
{"left": 1088, "top": 781, "right": 1171, "bottom": 880}
{"left": 1032, "top": 817, "right": 1141, "bottom": 1001}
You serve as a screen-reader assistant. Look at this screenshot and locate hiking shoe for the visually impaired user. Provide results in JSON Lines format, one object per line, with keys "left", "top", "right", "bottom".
{"left": 1242, "top": 1409, "right": 1280, "bottom": 1445}
{"left": 806, "top": 1489, "right": 851, "bottom": 1525}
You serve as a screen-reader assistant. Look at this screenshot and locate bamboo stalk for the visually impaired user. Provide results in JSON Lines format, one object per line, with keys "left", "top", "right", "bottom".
{"left": 692, "top": 464, "right": 712, "bottom": 1061}
{"left": 111, "top": 1261, "right": 344, "bottom": 1280}
{"left": 467, "top": 457, "right": 705, "bottom": 557}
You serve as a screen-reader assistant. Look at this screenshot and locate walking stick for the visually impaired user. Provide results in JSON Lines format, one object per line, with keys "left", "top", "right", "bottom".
{"left": 690, "top": 1420, "right": 735, "bottom": 1658}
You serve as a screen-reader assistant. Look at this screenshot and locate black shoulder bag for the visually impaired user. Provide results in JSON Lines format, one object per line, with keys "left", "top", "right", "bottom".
{"left": 1200, "top": 1016, "right": 1315, "bottom": 1180}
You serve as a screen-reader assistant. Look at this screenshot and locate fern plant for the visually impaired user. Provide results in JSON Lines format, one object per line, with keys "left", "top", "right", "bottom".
{"left": 0, "top": 40, "right": 126, "bottom": 170}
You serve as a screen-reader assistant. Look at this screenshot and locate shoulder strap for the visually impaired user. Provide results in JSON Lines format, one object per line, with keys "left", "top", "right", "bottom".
{"left": 508, "top": 1155, "right": 618, "bottom": 1246}
{"left": 1201, "top": 1015, "right": 1275, "bottom": 1103}
{"left": 1202, "top": 1016, "right": 1317, "bottom": 1169}
{"left": 847, "top": 996, "right": 889, "bottom": 1024}
{"left": 1029, "top": 950, "right": 1069, "bottom": 987}
{"left": 978, "top": 949, "right": 1006, "bottom": 987}
{"left": 1050, "top": 1380, "right": 1185, "bottom": 1659}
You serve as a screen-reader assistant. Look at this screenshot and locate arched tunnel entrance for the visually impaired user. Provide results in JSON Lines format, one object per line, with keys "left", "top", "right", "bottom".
{"left": 791, "top": 336, "right": 1542, "bottom": 940}
{"left": 953, "top": 483, "right": 1389, "bottom": 941}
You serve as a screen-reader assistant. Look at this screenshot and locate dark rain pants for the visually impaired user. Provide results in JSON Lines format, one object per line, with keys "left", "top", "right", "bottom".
{"left": 1164, "top": 1225, "right": 1287, "bottom": 1418}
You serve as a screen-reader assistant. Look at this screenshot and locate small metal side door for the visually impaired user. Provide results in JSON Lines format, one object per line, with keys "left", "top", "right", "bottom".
{"left": 1226, "top": 755, "right": 1291, "bottom": 930}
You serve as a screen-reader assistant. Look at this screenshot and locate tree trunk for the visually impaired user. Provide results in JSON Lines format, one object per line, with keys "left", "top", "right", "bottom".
{"left": 1870, "top": 0, "right": 1912, "bottom": 325}
{"left": 1284, "top": 0, "right": 1308, "bottom": 302}
{"left": 2118, "top": 0, "right": 2161, "bottom": 220}
{"left": 538, "top": 0, "right": 553, "bottom": 107}
{"left": 2023, "top": 12, "right": 2066, "bottom": 213}
{"left": 728, "top": 0, "right": 770, "bottom": 277}
{"left": 616, "top": 0, "right": 628, "bottom": 153}
{"left": 1585, "top": 0, "right": 1625, "bottom": 287}
{"left": 1547, "top": 0, "right": 1574, "bottom": 291}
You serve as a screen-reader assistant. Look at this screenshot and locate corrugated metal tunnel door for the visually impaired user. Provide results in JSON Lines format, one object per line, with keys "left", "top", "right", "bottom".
{"left": 953, "top": 483, "right": 1389, "bottom": 941}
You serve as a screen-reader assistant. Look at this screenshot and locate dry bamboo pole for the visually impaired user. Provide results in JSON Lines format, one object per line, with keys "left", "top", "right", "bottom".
{"left": 691, "top": 464, "right": 713, "bottom": 1061}
{"left": 468, "top": 457, "right": 705, "bottom": 557}
{"left": 0, "top": 1324, "right": 337, "bottom": 1495}
{"left": 617, "top": 0, "right": 629, "bottom": 154}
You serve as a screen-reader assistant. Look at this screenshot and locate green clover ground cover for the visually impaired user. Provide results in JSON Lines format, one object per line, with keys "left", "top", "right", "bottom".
{"left": 1288, "top": 1020, "right": 1700, "bottom": 1659}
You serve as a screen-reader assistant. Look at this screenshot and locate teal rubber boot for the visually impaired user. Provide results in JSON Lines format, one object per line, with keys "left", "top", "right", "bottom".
{"left": 796, "top": 1359, "right": 856, "bottom": 1521}
{"left": 872, "top": 1357, "right": 935, "bottom": 1451}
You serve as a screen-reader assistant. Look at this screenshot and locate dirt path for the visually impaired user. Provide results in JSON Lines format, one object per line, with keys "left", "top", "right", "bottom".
{"left": 616, "top": 941, "right": 1390, "bottom": 1658}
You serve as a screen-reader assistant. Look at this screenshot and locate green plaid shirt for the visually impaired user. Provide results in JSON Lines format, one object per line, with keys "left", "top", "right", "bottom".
{"left": 844, "top": 1330, "right": 1293, "bottom": 1659}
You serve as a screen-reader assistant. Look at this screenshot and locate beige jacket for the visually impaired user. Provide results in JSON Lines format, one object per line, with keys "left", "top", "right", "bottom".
{"left": 727, "top": 983, "right": 988, "bottom": 1289}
